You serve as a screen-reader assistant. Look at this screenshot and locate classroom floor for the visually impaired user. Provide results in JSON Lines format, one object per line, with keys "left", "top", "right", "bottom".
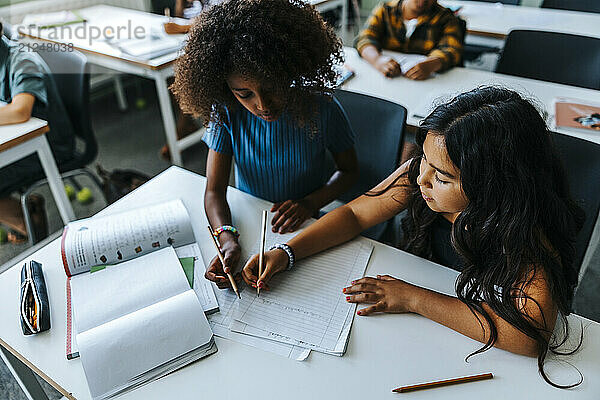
{"left": 1, "top": 37, "right": 598, "bottom": 400}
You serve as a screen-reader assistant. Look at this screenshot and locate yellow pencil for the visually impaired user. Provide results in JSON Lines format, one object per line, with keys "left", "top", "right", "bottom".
{"left": 393, "top": 373, "right": 493, "bottom": 393}
{"left": 207, "top": 225, "right": 240, "bottom": 299}
{"left": 257, "top": 210, "right": 268, "bottom": 296}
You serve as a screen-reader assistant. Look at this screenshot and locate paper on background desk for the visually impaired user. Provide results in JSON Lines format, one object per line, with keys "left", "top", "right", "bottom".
{"left": 382, "top": 50, "right": 427, "bottom": 74}
{"left": 234, "top": 224, "right": 373, "bottom": 353}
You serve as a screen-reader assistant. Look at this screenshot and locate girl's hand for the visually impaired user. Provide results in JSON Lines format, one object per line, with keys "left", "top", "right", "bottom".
{"left": 374, "top": 55, "right": 402, "bottom": 78}
{"left": 205, "top": 238, "right": 242, "bottom": 289}
{"left": 404, "top": 57, "right": 443, "bottom": 80}
{"left": 242, "top": 249, "right": 289, "bottom": 290}
{"left": 270, "top": 199, "right": 313, "bottom": 233}
{"left": 343, "top": 275, "right": 419, "bottom": 315}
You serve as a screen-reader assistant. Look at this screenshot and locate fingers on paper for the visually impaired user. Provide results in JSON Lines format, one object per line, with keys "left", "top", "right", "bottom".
{"left": 346, "top": 292, "right": 378, "bottom": 303}
{"left": 271, "top": 200, "right": 293, "bottom": 232}
{"left": 357, "top": 302, "right": 385, "bottom": 316}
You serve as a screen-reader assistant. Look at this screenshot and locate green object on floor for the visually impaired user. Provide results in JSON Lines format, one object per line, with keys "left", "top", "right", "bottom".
{"left": 179, "top": 257, "right": 194, "bottom": 289}
{"left": 135, "top": 98, "right": 147, "bottom": 110}
{"left": 76, "top": 187, "right": 94, "bottom": 204}
{"left": 65, "top": 184, "right": 76, "bottom": 200}
{"left": 0, "top": 228, "right": 7, "bottom": 243}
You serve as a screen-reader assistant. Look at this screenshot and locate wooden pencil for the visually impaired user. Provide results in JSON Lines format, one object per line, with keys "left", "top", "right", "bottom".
{"left": 257, "top": 210, "right": 268, "bottom": 297}
{"left": 207, "top": 225, "right": 240, "bottom": 299}
{"left": 392, "top": 372, "right": 493, "bottom": 393}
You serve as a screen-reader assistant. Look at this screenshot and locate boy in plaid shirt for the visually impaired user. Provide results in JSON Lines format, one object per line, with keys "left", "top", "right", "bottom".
{"left": 354, "top": 0, "right": 463, "bottom": 80}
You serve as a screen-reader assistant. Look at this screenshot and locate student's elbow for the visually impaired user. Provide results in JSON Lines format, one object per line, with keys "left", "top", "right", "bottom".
{"left": 11, "top": 105, "right": 32, "bottom": 124}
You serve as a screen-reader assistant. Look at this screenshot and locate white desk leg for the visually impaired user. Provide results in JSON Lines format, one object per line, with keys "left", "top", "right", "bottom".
{"left": 341, "top": 0, "right": 348, "bottom": 34}
{"left": 34, "top": 136, "right": 76, "bottom": 224}
{"left": 0, "top": 345, "right": 50, "bottom": 400}
{"left": 154, "top": 73, "right": 182, "bottom": 166}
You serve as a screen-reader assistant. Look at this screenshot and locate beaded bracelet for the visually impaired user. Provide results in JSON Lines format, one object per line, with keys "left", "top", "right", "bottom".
{"left": 212, "top": 225, "right": 240, "bottom": 238}
{"left": 269, "top": 243, "right": 295, "bottom": 271}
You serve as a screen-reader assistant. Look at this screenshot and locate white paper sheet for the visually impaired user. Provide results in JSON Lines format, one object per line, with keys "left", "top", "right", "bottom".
{"left": 175, "top": 243, "right": 219, "bottom": 314}
{"left": 382, "top": 50, "right": 428, "bottom": 74}
{"left": 207, "top": 286, "right": 310, "bottom": 361}
{"left": 234, "top": 228, "right": 373, "bottom": 351}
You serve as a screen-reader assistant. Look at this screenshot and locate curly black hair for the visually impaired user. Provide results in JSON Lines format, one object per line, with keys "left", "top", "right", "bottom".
{"left": 171, "top": 0, "right": 343, "bottom": 127}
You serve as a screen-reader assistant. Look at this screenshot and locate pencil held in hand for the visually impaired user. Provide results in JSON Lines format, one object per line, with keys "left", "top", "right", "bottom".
{"left": 257, "top": 210, "right": 268, "bottom": 296}
{"left": 393, "top": 373, "right": 493, "bottom": 393}
{"left": 207, "top": 225, "right": 241, "bottom": 299}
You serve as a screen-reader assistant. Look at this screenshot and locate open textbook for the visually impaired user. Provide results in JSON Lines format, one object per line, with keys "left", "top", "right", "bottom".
{"left": 70, "top": 247, "right": 216, "bottom": 400}
{"left": 62, "top": 199, "right": 218, "bottom": 359}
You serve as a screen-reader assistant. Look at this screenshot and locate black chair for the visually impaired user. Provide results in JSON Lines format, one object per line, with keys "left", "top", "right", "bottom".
{"left": 457, "top": 18, "right": 502, "bottom": 64}
{"left": 552, "top": 133, "right": 600, "bottom": 282}
{"left": 21, "top": 48, "right": 104, "bottom": 244}
{"left": 495, "top": 30, "right": 600, "bottom": 90}
{"left": 333, "top": 90, "right": 407, "bottom": 241}
{"left": 542, "top": 0, "right": 600, "bottom": 13}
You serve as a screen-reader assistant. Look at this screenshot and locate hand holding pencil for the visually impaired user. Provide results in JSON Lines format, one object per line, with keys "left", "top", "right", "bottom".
{"left": 205, "top": 226, "right": 242, "bottom": 293}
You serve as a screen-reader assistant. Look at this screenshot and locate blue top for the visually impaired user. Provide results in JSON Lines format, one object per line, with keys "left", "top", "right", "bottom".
{"left": 203, "top": 96, "right": 355, "bottom": 203}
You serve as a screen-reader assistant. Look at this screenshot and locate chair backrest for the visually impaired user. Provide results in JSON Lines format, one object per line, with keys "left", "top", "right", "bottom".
{"left": 334, "top": 90, "right": 407, "bottom": 240}
{"left": 495, "top": 30, "right": 600, "bottom": 90}
{"left": 541, "top": 0, "right": 600, "bottom": 13}
{"left": 1, "top": 22, "right": 12, "bottom": 38}
{"left": 552, "top": 133, "right": 600, "bottom": 280}
{"left": 34, "top": 48, "right": 97, "bottom": 170}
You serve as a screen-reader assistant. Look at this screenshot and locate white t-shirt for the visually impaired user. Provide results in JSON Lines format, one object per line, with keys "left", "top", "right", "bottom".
{"left": 404, "top": 18, "right": 418, "bottom": 38}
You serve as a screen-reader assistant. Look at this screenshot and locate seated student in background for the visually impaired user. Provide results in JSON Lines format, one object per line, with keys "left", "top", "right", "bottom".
{"left": 163, "top": 0, "right": 220, "bottom": 34}
{"left": 171, "top": 0, "right": 358, "bottom": 289}
{"left": 0, "top": 26, "right": 75, "bottom": 242}
{"left": 355, "top": 0, "right": 464, "bottom": 79}
{"left": 244, "top": 86, "right": 584, "bottom": 388}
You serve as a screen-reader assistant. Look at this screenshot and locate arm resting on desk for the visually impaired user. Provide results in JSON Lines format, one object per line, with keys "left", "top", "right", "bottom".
{"left": 0, "top": 93, "right": 35, "bottom": 125}
{"left": 271, "top": 147, "right": 359, "bottom": 234}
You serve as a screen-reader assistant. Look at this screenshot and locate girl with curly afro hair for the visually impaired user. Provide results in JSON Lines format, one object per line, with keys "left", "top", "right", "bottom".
{"left": 171, "top": 0, "right": 358, "bottom": 289}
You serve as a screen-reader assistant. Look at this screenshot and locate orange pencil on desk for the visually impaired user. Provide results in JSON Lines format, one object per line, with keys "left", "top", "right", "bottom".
{"left": 393, "top": 372, "right": 493, "bottom": 393}
{"left": 207, "top": 225, "right": 241, "bottom": 299}
{"left": 257, "top": 210, "right": 268, "bottom": 297}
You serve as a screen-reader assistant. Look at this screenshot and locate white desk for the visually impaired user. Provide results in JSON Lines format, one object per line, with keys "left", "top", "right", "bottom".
{"left": 0, "top": 166, "right": 598, "bottom": 399}
{"left": 0, "top": 118, "right": 75, "bottom": 227}
{"left": 440, "top": 0, "right": 600, "bottom": 39}
{"left": 342, "top": 47, "right": 600, "bottom": 145}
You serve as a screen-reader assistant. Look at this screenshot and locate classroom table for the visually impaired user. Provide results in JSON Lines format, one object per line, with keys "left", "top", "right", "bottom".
{"left": 341, "top": 47, "right": 600, "bottom": 145}
{"left": 0, "top": 117, "right": 75, "bottom": 228}
{"left": 0, "top": 166, "right": 599, "bottom": 400}
{"left": 440, "top": 0, "right": 600, "bottom": 39}
{"left": 16, "top": 1, "right": 347, "bottom": 167}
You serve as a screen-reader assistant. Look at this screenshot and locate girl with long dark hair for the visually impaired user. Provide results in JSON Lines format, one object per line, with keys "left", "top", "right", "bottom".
{"left": 243, "top": 86, "right": 585, "bottom": 387}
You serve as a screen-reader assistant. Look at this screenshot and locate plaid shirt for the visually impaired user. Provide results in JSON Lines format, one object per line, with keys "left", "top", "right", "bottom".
{"left": 354, "top": 0, "right": 464, "bottom": 71}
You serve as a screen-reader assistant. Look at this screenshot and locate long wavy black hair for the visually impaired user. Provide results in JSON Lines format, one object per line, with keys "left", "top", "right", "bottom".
{"left": 392, "top": 86, "right": 584, "bottom": 387}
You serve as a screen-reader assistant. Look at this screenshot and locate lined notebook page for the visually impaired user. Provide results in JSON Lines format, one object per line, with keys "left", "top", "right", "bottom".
{"left": 207, "top": 287, "right": 310, "bottom": 360}
{"left": 235, "top": 233, "right": 373, "bottom": 351}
